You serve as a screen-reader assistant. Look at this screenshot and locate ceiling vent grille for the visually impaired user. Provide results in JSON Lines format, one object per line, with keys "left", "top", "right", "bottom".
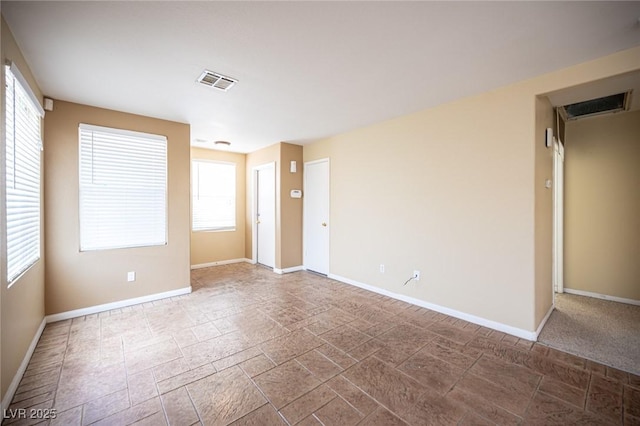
{"left": 559, "top": 91, "right": 631, "bottom": 121}
{"left": 197, "top": 70, "right": 237, "bottom": 91}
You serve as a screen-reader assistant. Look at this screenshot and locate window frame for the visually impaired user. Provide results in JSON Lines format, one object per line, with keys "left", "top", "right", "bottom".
{"left": 191, "top": 159, "right": 237, "bottom": 232}
{"left": 4, "top": 62, "right": 44, "bottom": 285}
{"left": 78, "top": 123, "right": 168, "bottom": 252}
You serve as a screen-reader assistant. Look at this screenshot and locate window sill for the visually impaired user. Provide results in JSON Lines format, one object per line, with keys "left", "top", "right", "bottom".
{"left": 193, "top": 228, "right": 237, "bottom": 233}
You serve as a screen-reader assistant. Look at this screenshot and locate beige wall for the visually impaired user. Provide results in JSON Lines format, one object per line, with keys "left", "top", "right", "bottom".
{"left": 245, "top": 142, "right": 303, "bottom": 270}
{"left": 304, "top": 89, "right": 537, "bottom": 331}
{"left": 534, "top": 96, "right": 554, "bottom": 325}
{"left": 1, "top": 16, "right": 46, "bottom": 402}
{"left": 190, "top": 148, "right": 247, "bottom": 266}
{"left": 280, "top": 143, "right": 303, "bottom": 269}
{"left": 304, "top": 45, "right": 640, "bottom": 333}
{"left": 564, "top": 110, "right": 640, "bottom": 301}
{"left": 44, "top": 101, "right": 191, "bottom": 314}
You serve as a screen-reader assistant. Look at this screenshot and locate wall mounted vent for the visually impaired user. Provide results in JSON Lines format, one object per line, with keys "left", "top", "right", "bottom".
{"left": 197, "top": 70, "right": 237, "bottom": 91}
{"left": 559, "top": 91, "right": 631, "bottom": 121}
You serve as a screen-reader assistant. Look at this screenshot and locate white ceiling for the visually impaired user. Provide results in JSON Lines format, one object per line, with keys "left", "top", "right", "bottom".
{"left": 3, "top": 1, "right": 640, "bottom": 153}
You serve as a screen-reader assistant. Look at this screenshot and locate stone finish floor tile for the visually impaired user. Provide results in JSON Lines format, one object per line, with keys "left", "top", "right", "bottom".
{"left": 239, "top": 354, "right": 276, "bottom": 378}
{"left": 6, "top": 263, "right": 635, "bottom": 425}
{"left": 325, "top": 375, "right": 379, "bottom": 417}
{"left": 160, "top": 386, "right": 200, "bottom": 426}
{"left": 187, "top": 366, "right": 267, "bottom": 425}
{"left": 229, "top": 403, "right": 287, "bottom": 425}
{"left": 342, "top": 356, "right": 426, "bottom": 414}
{"left": 295, "top": 349, "right": 343, "bottom": 382}
{"left": 278, "top": 384, "right": 336, "bottom": 424}
{"left": 259, "top": 328, "right": 323, "bottom": 365}
{"left": 253, "top": 360, "right": 321, "bottom": 409}
{"left": 361, "top": 407, "right": 409, "bottom": 425}
{"left": 312, "top": 396, "right": 363, "bottom": 425}
{"left": 447, "top": 387, "right": 523, "bottom": 425}
{"left": 397, "top": 350, "right": 465, "bottom": 395}
{"left": 402, "top": 386, "right": 467, "bottom": 426}
{"left": 81, "top": 388, "right": 130, "bottom": 425}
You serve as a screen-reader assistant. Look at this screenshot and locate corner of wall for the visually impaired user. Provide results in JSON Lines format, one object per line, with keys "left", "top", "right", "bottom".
{"left": 279, "top": 143, "right": 303, "bottom": 269}
{"left": 244, "top": 142, "right": 303, "bottom": 270}
{"left": 533, "top": 95, "right": 555, "bottom": 329}
{"left": 43, "top": 101, "right": 191, "bottom": 315}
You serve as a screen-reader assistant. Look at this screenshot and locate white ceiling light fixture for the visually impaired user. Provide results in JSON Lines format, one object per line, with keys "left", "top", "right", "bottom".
{"left": 214, "top": 140, "right": 231, "bottom": 149}
{"left": 197, "top": 70, "right": 237, "bottom": 92}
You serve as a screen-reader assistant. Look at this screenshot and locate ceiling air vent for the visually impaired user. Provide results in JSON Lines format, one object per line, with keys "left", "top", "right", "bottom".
{"left": 197, "top": 70, "right": 237, "bottom": 92}
{"left": 559, "top": 91, "right": 631, "bottom": 121}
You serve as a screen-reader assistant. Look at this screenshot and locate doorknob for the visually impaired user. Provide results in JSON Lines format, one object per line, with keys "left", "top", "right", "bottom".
{"left": 256, "top": 220, "right": 261, "bottom": 224}
{"left": 322, "top": 222, "right": 327, "bottom": 227}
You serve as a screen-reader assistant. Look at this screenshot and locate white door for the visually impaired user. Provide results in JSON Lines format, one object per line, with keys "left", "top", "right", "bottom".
{"left": 256, "top": 163, "right": 275, "bottom": 268}
{"left": 304, "top": 159, "right": 330, "bottom": 275}
{"left": 553, "top": 138, "right": 565, "bottom": 293}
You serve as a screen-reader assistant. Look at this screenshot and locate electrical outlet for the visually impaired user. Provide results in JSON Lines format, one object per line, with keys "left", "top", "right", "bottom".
{"left": 127, "top": 271, "right": 136, "bottom": 282}
{"left": 380, "top": 264, "right": 385, "bottom": 273}
{"left": 413, "top": 270, "right": 420, "bottom": 281}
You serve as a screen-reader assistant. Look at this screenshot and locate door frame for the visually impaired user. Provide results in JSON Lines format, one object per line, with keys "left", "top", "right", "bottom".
{"left": 553, "top": 137, "right": 565, "bottom": 294}
{"left": 303, "top": 158, "right": 330, "bottom": 274}
{"left": 252, "top": 162, "right": 276, "bottom": 268}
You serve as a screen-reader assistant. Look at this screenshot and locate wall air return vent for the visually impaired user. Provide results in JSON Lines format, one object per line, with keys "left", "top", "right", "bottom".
{"left": 559, "top": 91, "right": 631, "bottom": 121}
{"left": 197, "top": 70, "right": 237, "bottom": 91}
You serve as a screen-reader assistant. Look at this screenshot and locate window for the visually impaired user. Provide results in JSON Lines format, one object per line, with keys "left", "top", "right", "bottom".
{"left": 5, "top": 63, "right": 44, "bottom": 284}
{"left": 192, "top": 160, "right": 236, "bottom": 231}
{"left": 79, "top": 124, "right": 167, "bottom": 251}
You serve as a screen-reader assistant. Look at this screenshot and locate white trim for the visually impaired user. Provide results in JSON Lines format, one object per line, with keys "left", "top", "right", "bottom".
{"left": 191, "top": 258, "right": 252, "bottom": 270}
{"left": 273, "top": 265, "right": 304, "bottom": 275}
{"left": 7, "top": 61, "right": 45, "bottom": 117}
{"left": 1, "top": 285, "right": 193, "bottom": 409}
{"left": 45, "top": 286, "right": 192, "bottom": 323}
{"left": 79, "top": 123, "right": 167, "bottom": 142}
{"left": 564, "top": 288, "right": 640, "bottom": 307}
{"left": 191, "top": 159, "right": 237, "bottom": 232}
{"left": 328, "top": 273, "right": 538, "bottom": 341}
{"left": 252, "top": 162, "right": 276, "bottom": 269}
{"left": 535, "top": 304, "right": 555, "bottom": 340}
{"left": 304, "top": 158, "right": 331, "bottom": 167}
{"left": 1, "top": 318, "right": 46, "bottom": 411}
{"left": 552, "top": 137, "right": 565, "bottom": 294}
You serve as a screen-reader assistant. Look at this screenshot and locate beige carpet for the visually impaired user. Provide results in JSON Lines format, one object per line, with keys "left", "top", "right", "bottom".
{"left": 538, "top": 293, "right": 640, "bottom": 375}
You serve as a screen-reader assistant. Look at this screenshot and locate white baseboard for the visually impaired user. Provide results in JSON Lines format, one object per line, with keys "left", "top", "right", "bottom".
{"left": 328, "top": 274, "right": 538, "bottom": 341}
{"left": 191, "top": 258, "right": 253, "bottom": 270}
{"left": 2, "top": 285, "right": 193, "bottom": 410}
{"left": 563, "top": 288, "right": 640, "bottom": 306}
{"left": 535, "top": 304, "right": 555, "bottom": 340}
{"left": 46, "top": 286, "right": 192, "bottom": 323}
{"left": 1, "top": 318, "right": 46, "bottom": 412}
{"left": 274, "top": 266, "right": 304, "bottom": 275}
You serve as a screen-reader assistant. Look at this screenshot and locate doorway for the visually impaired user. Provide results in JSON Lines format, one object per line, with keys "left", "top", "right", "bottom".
{"left": 303, "top": 159, "right": 330, "bottom": 275}
{"left": 254, "top": 162, "right": 275, "bottom": 268}
{"left": 540, "top": 88, "right": 640, "bottom": 374}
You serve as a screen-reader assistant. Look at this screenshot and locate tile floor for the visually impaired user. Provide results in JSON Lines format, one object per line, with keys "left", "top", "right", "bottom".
{"left": 4, "top": 263, "right": 639, "bottom": 425}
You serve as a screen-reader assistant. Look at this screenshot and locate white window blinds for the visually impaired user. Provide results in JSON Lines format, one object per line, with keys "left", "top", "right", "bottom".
{"left": 5, "top": 63, "right": 43, "bottom": 284}
{"left": 192, "top": 160, "right": 236, "bottom": 231}
{"left": 79, "top": 124, "right": 167, "bottom": 251}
